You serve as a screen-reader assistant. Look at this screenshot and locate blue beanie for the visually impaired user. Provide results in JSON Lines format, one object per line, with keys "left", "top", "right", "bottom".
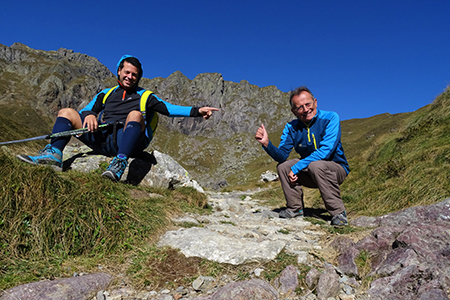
{"left": 116, "top": 55, "right": 143, "bottom": 84}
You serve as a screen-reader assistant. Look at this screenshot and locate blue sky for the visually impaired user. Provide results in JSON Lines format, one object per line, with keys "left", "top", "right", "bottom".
{"left": 2, "top": 0, "right": 449, "bottom": 120}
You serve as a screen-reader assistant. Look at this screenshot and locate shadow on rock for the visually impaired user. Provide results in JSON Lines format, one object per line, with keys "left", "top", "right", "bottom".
{"left": 272, "top": 207, "right": 330, "bottom": 221}
{"left": 62, "top": 151, "right": 94, "bottom": 171}
{"left": 125, "top": 151, "right": 156, "bottom": 186}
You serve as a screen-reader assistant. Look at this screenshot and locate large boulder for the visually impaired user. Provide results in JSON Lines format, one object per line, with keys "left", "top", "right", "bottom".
{"left": 335, "top": 198, "right": 450, "bottom": 300}
{"left": 63, "top": 145, "right": 204, "bottom": 193}
{"left": 193, "top": 279, "right": 281, "bottom": 300}
{"left": 0, "top": 273, "right": 112, "bottom": 300}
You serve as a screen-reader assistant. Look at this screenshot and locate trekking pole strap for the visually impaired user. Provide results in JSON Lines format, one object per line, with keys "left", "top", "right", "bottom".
{"left": 112, "top": 121, "right": 124, "bottom": 149}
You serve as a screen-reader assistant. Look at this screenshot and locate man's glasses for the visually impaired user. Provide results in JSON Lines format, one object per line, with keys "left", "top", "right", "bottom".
{"left": 291, "top": 101, "right": 314, "bottom": 113}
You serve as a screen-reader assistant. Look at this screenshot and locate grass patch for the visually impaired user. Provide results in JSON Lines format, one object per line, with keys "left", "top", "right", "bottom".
{"left": 355, "top": 250, "right": 378, "bottom": 290}
{"left": 0, "top": 149, "right": 210, "bottom": 290}
{"left": 252, "top": 183, "right": 285, "bottom": 208}
{"left": 220, "top": 221, "right": 236, "bottom": 226}
{"left": 127, "top": 246, "right": 205, "bottom": 290}
{"left": 326, "top": 225, "right": 359, "bottom": 235}
{"left": 262, "top": 251, "right": 298, "bottom": 282}
{"left": 304, "top": 217, "right": 326, "bottom": 226}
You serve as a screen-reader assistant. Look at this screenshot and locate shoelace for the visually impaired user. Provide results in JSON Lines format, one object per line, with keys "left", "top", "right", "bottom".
{"left": 39, "top": 145, "right": 57, "bottom": 155}
{"left": 109, "top": 158, "right": 127, "bottom": 172}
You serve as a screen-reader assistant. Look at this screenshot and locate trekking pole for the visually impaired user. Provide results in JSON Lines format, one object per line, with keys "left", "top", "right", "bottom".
{"left": 0, "top": 123, "right": 114, "bottom": 146}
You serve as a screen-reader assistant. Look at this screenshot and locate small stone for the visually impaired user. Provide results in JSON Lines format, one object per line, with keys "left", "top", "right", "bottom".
{"left": 254, "top": 268, "right": 264, "bottom": 277}
{"left": 96, "top": 290, "right": 105, "bottom": 300}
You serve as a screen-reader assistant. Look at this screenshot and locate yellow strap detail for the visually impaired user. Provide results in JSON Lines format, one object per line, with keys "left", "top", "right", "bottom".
{"left": 140, "top": 90, "right": 158, "bottom": 133}
{"left": 149, "top": 112, "right": 159, "bottom": 133}
{"left": 140, "top": 90, "right": 152, "bottom": 116}
{"left": 312, "top": 133, "right": 317, "bottom": 150}
{"left": 102, "top": 86, "right": 118, "bottom": 104}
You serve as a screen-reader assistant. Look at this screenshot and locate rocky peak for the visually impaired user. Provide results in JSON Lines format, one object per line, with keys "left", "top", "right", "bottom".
{"left": 0, "top": 43, "right": 114, "bottom": 114}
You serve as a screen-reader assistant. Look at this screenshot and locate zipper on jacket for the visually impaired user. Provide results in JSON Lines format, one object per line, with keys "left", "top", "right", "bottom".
{"left": 306, "top": 127, "right": 317, "bottom": 150}
{"left": 307, "top": 127, "right": 311, "bottom": 143}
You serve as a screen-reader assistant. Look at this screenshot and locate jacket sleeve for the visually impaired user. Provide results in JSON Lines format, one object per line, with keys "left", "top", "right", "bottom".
{"left": 263, "top": 123, "right": 295, "bottom": 163}
{"left": 79, "top": 90, "right": 106, "bottom": 118}
{"left": 291, "top": 112, "right": 341, "bottom": 174}
{"left": 147, "top": 94, "right": 201, "bottom": 117}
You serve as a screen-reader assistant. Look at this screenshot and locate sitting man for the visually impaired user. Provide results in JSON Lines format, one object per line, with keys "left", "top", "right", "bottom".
{"left": 255, "top": 86, "right": 350, "bottom": 226}
{"left": 18, "top": 55, "right": 219, "bottom": 181}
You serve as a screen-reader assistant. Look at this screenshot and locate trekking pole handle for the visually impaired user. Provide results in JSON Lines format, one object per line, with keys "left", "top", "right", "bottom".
{"left": 47, "top": 123, "right": 115, "bottom": 139}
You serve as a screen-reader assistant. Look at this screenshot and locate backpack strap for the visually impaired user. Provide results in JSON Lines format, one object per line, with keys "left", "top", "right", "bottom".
{"left": 102, "top": 86, "right": 118, "bottom": 105}
{"left": 140, "top": 90, "right": 159, "bottom": 140}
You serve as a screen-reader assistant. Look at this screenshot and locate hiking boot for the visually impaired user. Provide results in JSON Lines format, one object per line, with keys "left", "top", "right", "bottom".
{"left": 279, "top": 209, "right": 304, "bottom": 219}
{"left": 16, "top": 144, "right": 63, "bottom": 171}
{"left": 102, "top": 156, "right": 128, "bottom": 182}
{"left": 331, "top": 211, "right": 348, "bottom": 226}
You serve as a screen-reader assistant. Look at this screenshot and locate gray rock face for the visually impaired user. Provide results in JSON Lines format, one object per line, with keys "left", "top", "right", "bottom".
{"left": 159, "top": 191, "right": 321, "bottom": 265}
{"left": 143, "top": 72, "right": 291, "bottom": 139}
{"left": 0, "top": 273, "right": 112, "bottom": 300}
{"left": 0, "top": 43, "right": 113, "bottom": 114}
{"left": 351, "top": 197, "right": 450, "bottom": 227}
{"left": 204, "top": 279, "right": 280, "bottom": 300}
{"left": 336, "top": 198, "right": 450, "bottom": 300}
{"left": 305, "top": 268, "right": 321, "bottom": 290}
{"left": 316, "top": 264, "right": 341, "bottom": 300}
{"left": 158, "top": 227, "right": 285, "bottom": 265}
{"left": 272, "top": 264, "right": 299, "bottom": 296}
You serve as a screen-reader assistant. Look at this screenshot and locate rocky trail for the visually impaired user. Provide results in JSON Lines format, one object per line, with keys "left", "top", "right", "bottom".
{"left": 2, "top": 188, "right": 450, "bottom": 300}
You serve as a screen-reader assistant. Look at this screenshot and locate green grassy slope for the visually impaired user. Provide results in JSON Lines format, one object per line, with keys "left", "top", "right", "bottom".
{"left": 339, "top": 87, "right": 450, "bottom": 216}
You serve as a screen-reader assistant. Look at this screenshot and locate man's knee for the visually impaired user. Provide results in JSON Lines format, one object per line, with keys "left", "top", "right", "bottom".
{"left": 57, "top": 108, "right": 82, "bottom": 125}
{"left": 127, "top": 110, "right": 143, "bottom": 118}
{"left": 57, "top": 108, "right": 78, "bottom": 118}
{"left": 127, "top": 110, "right": 144, "bottom": 122}
{"left": 308, "top": 161, "right": 326, "bottom": 174}
{"left": 126, "top": 110, "right": 145, "bottom": 130}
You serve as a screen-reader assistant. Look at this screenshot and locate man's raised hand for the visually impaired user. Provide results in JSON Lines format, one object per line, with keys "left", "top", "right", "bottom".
{"left": 255, "top": 124, "right": 269, "bottom": 148}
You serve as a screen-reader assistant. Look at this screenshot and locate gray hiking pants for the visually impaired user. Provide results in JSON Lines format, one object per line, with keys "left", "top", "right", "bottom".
{"left": 277, "top": 159, "right": 347, "bottom": 217}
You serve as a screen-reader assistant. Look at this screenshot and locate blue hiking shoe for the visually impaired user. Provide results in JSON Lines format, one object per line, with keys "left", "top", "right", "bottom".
{"left": 102, "top": 156, "right": 128, "bottom": 182}
{"left": 331, "top": 211, "right": 348, "bottom": 226}
{"left": 16, "top": 144, "right": 63, "bottom": 171}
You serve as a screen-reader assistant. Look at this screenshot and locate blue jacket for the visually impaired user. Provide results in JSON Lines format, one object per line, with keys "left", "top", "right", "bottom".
{"left": 264, "top": 109, "right": 350, "bottom": 175}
